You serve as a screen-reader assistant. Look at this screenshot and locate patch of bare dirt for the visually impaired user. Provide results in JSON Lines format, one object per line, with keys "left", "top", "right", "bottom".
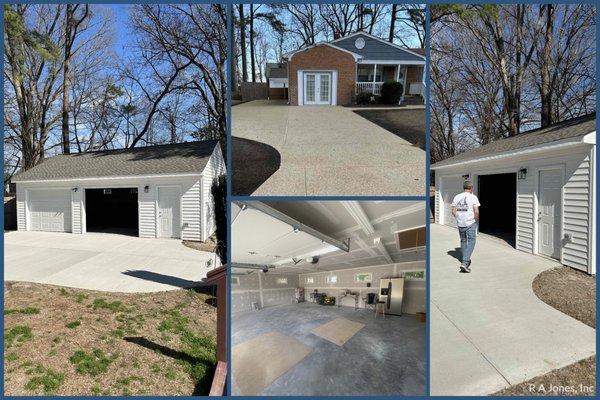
{"left": 4, "top": 281, "right": 217, "bottom": 396}
{"left": 183, "top": 238, "right": 217, "bottom": 253}
{"left": 494, "top": 266, "right": 596, "bottom": 396}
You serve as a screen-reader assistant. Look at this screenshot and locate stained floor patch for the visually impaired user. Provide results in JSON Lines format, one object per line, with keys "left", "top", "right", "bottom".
{"left": 311, "top": 317, "right": 365, "bottom": 346}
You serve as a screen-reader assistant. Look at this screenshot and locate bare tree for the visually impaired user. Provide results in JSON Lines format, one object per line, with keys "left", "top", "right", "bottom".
{"left": 61, "top": 4, "right": 89, "bottom": 154}
{"left": 319, "top": 4, "right": 359, "bottom": 38}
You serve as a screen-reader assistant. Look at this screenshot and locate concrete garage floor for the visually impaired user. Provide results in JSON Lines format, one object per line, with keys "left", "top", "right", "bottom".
{"left": 232, "top": 100, "right": 425, "bottom": 196}
{"left": 232, "top": 303, "right": 425, "bottom": 396}
{"left": 430, "top": 224, "right": 596, "bottom": 395}
{"left": 4, "top": 231, "right": 216, "bottom": 292}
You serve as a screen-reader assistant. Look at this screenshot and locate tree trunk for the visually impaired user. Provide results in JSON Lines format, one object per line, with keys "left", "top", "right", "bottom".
{"left": 62, "top": 4, "right": 74, "bottom": 154}
{"left": 238, "top": 5, "right": 248, "bottom": 82}
{"left": 389, "top": 4, "right": 397, "bottom": 42}
{"left": 249, "top": 5, "right": 256, "bottom": 83}
{"left": 540, "top": 4, "right": 554, "bottom": 127}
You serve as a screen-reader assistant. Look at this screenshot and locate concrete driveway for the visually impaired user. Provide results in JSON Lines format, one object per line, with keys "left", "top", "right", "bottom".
{"left": 232, "top": 100, "right": 425, "bottom": 196}
{"left": 430, "top": 224, "right": 596, "bottom": 395}
{"left": 4, "top": 231, "right": 217, "bottom": 293}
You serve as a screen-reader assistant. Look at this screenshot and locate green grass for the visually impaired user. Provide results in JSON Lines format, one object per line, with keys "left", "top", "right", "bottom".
{"left": 70, "top": 348, "right": 118, "bottom": 376}
{"left": 110, "top": 328, "right": 124, "bottom": 338}
{"left": 6, "top": 352, "right": 19, "bottom": 361}
{"left": 52, "top": 336, "right": 61, "bottom": 345}
{"left": 58, "top": 288, "right": 69, "bottom": 296}
{"left": 65, "top": 320, "right": 81, "bottom": 329}
{"left": 75, "top": 293, "right": 89, "bottom": 303}
{"left": 5, "top": 325, "right": 33, "bottom": 348}
{"left": 91, "top": 298, "right": 126, "bottom": 312}
{"left": 5, "top": 307, "right": 40, "bottom": 315}
{"left": 24, "top": 367, "right": 64, "bottom": 394}
{"left": 158, "top": 308, "right": 189, "bottom": 334}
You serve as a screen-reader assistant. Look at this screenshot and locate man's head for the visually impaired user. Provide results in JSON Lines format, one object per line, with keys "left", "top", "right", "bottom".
{"left": 463, "top": 180, "right": 473, "bottom": 192}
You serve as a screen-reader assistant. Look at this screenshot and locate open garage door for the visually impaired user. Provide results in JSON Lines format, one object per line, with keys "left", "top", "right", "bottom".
{"left": 85, "top": 188, "right": 138, "bottom": 236}
{"left": 28, "top": 189, "right": 72, "bottom": 232}
{"left": 478, "top": 173, "right": 516, "bottom": 246}
{"left": 440, "top": 176, "right": 464, "bottom": 227}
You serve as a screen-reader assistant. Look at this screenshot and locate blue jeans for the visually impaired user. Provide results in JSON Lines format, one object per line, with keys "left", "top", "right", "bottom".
{"left": 458, "top": 223, "right": 477, "bottom": 265}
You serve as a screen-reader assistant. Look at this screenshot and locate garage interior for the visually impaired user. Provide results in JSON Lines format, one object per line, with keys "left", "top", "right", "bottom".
{"left": 231, "top": 200, "right": 426, "bottom": 396}
{"left": 85, "top": 188, "right": 138, "bottom": 236}
{"left": 477, "top": 173, "right": 517, "bottom": 246}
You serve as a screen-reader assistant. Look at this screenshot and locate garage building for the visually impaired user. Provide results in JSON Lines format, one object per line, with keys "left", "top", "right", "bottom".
{"left": 231, "top": 200, "right": 426, "bottom": 396}
{"left": 12, "top": 140, "right": 225, "bottom": 241}
{"left": 433, "top": 114, "right": 596, "bottom": 274}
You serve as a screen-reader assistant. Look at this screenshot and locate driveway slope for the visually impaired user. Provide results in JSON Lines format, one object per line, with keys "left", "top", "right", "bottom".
{"left": 232, "top": 100, "right": 425, "bottom": 196}
{"left": 4, "top": 231, "right": 216, "bottom": 292}
{"left": 430, "top": 224, "right": 596, "bottom": 395}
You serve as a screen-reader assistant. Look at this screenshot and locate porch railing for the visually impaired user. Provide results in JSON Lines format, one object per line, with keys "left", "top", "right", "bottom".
{"left": 356, "top": 82, "right": 383, "bottom": 96}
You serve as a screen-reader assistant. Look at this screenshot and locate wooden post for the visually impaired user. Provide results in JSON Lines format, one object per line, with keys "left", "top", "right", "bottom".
{"left": 372, "top": 64, "right": 377, "bottom": 94}
{"left": 205, "top": 266, "right": 227, "bottom": 363}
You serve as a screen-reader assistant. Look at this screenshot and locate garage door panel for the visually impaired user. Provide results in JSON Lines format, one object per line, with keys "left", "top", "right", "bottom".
{"left": 28, "top": 190, "right": 72, "bottom": 233}
{"left": 441, "top": 177, "right": 463, "bottom": 228}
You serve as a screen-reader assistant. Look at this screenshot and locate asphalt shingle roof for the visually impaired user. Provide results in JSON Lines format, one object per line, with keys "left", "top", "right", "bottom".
{"left": 266, "top": 62, "right": 288, "bottom": 79}
{"left": 13, "top": 140, "right": 220, "bottom": 182}
{"left": 432, "top": 114, "right": 596, "bottom": 168}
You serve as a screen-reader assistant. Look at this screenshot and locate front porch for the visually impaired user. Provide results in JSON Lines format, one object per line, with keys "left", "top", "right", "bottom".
{"left": 355, "top": 63, "right": 424, "bottom": 100}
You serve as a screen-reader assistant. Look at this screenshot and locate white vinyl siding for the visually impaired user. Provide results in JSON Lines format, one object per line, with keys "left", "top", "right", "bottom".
{"left": 16, "top": 185, "right": 26, "bottom": 231}
{"left": 16, "top": 175, "right": 205, "bottom": 241}
{"left": 562, "top": 153, "right": 592, "bottom": 271}
{"left": 181, "top": 181, "right": 201, "bottom": 241}
{"left": 516, "top": 173, "right": 535, "bottom": 253}
{"left": 434, "top": 175, "right": 440, "bottom": 224}
{"left": 138, "top": 188, "right": 157, "bottom": 238}
{"left": 71, "top": 189, "right": 83, "bottom": 234}
{"left": 434, "top": 144, "right": 595, "bottom": 274}
{"left": 201, "top": 146, "right": 226, "bottom": 241}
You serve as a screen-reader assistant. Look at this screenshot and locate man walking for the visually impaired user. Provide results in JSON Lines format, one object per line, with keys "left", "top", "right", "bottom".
{"left": 452, "top": 180, "right": 480, "bottom": 273}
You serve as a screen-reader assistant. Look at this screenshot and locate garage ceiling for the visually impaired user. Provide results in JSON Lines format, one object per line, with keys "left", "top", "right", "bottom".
{"left": 232, "top": 200, "right": 426, "bottom": 274}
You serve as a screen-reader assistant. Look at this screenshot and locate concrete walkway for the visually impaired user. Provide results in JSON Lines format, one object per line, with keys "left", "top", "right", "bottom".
{"left": 430, "top": 224, "right": 596, "bottom": 395}
{"left": 232, "top": 100, "right": 425, "bottom": 196}
{"left": 4, "top": 231, "right": 217, "bottom": 293}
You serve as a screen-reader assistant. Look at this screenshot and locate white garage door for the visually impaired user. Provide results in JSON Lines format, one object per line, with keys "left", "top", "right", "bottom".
{"left": 440, "top": 176, "right": 464, "bottom": 227}
{"left": 28, "top": 189, "right": 72, "bottom": 232}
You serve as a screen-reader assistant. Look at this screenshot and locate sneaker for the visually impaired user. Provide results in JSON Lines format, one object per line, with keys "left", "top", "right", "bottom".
{"left": 460, "top": 264, "right": 471, "bottom": 273}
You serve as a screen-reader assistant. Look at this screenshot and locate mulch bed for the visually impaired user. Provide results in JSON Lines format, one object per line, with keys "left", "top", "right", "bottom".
{"left": 493, "top": 266, "right": 596, "bottom": 396}
{"left": 353, "top": 108, "right": 425, "bottom": 149}
{"left": 4, "top": 282, "right": 217, "bottom": 396}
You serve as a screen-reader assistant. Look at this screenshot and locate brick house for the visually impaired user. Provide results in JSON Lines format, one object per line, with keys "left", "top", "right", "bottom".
{"left": 271, "top": 31, "right": 425, "bottom": 106}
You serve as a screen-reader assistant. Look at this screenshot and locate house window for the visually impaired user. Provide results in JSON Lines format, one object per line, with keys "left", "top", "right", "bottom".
{"left": 306, "top": 277, "right": 314, "bottom": 284}
{"left": 357, "top": 65, "right": 374, "bottom": 82}
{"left": 276, "top": 277, "right": 288, "bottom": 285}
{"left": 326, "top": 275, "right": 337, "bottom": 284}
{"left": 355, "top": 272, "right": 372, "bottom": 283}
{"left": 404, "top": 270, "right": 425, "bottom": 280}
{"left": 232, "top": 276, "right": 240, "bottom": 285}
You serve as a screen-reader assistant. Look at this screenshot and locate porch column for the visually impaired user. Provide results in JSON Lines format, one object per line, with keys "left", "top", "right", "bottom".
{"left": 373, "top": 63, "right": 377, "bottom": 94}
{"left": 397, "top": 64, "right": 403, "bottom": 104}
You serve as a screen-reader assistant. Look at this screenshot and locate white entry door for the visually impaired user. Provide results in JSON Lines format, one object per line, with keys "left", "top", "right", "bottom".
{"left": 157, "top": 186, "right": 180, "bottom": 238}
{"left": 538, "top": 169, "right": 562, "bottom": 259}
{"left": 440, "top": 176, "right": 464, "bottom": 227}
{"left": 304, "top": 72, "right": 331, "bottom": 105}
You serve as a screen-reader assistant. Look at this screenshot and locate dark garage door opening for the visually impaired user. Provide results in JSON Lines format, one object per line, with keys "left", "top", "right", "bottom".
{"left": 86, "top": 188, "right": 138, "bottom": 236}
{"left": 477, "top": 173, "right": 516, "bottom": 246}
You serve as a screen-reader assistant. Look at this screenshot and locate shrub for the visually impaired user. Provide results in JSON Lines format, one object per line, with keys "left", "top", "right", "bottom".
{"left": 211, "top": 174, "right": 227, "bottom": 265}
{"left": 356, "top": 92, "right": 379, "bottom": 105}
{"left": 381, "top": 81, "right": 403, "bottom": 104}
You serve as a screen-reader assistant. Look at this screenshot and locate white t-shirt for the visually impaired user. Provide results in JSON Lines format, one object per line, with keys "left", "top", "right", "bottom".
{"left": 452, "top": 192, "right": 481, "bottom": 227}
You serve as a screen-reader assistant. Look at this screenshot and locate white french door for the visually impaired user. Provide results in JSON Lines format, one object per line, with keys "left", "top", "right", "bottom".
{"left": 304, "top": 72, "right": 332, "bottom": 105}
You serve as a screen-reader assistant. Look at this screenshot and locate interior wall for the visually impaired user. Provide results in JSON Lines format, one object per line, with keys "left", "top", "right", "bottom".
{"left": 231, "top": 271, "right": 300, "bottom": 314}
{"left": 299, "top": 261, "right": 426, "bottom": 314}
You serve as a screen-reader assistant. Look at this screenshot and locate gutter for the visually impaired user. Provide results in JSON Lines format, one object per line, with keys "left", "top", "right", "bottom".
{"left": 432, "top": 133, "right": 595, "bottom": 170}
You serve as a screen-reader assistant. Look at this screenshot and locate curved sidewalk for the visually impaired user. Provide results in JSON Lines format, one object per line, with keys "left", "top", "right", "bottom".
{"left": 430, "top": 224, "right": 596, "bottom": 395}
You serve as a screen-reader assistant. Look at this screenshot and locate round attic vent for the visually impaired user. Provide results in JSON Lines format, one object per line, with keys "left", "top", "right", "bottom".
{"left": 355, "top": 37, "right": 365, "bottom": 49}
